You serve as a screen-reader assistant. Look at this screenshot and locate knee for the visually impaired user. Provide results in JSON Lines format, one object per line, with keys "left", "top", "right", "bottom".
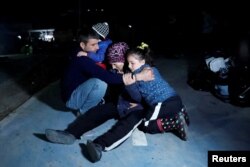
{"left": 92, "top": 78, "right": 107, "bottom": 90}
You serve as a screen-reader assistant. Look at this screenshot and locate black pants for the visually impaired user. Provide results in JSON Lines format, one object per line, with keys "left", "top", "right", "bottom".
{"left": 65, "top": 103, "right": 144, "bottom": 151}
{"left": 65, "top": 96, "right": 183, "bottom": 151}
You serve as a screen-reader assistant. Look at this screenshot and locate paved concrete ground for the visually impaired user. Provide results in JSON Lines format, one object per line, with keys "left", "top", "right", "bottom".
{"left": 0, "top": 53, "right": 66, "bottom": 120}
{"left": 0, "top": 57, "right": 250, "bottom": 167}
{"left": 0, "top": 54, "right": 33, "bottom": 119}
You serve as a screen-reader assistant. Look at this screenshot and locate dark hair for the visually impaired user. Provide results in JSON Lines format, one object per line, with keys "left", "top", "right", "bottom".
{"left": 77, "top": 27, "right": 100, "bottom": 44}
{"left": 126, "top": 42, "right": 154, "bottom": 66}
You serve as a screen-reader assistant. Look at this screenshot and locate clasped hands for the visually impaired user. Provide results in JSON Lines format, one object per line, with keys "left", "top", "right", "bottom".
{"left": 123, "top": 67, "right": 154, "bottom": 85}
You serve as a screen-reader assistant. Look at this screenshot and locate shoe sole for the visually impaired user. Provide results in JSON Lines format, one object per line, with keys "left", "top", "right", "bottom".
{"left": 184, "top": 113, "right": 190, "bottom": 126}
{"left": 181, "top": 107, "right": 190, "bottom": 126}
{"left": 45, "top": 129, "right": 75, "bottom": 145}
{"left": 180, "top": 115, "right": 188, "bottom": 141}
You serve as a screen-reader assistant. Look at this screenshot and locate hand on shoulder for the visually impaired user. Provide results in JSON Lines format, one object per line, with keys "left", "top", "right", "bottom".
{"left": 77, "top": 51, "right": 88, "bottom": 57}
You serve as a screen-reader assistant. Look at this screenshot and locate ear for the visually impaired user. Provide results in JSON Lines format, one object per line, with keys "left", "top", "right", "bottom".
{"left": 141, "top": 59, "right": 146, "bottom": 64}
{"left": 80, "top": 42, "right": 85, "bottom": 50}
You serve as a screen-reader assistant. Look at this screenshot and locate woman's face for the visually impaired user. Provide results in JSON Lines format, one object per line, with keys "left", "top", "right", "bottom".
{"left": 110, "top": 62, "right": 124, "bottom": 74}
{"left": 127, "top": 54, "right": 145, "bottom": 72}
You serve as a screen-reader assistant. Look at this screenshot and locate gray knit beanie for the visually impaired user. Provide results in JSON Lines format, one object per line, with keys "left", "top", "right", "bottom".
{"left": 92, "top": 22, "right": 109, "bottom": 39}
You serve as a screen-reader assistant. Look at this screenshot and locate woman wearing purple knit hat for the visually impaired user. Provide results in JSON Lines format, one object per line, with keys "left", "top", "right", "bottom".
{"left": 104, "top": 42, "right": 130, "bottom": 103}
{"left": 107, "top": 42, "right": 129, "bottom": 74}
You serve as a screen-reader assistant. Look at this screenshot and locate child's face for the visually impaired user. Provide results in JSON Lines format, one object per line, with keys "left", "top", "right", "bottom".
{"left": 111, "top": 62, "right": 124, "bottom": 74}
{"left": 127, "top": 54, "right": 145, "bottom": 72}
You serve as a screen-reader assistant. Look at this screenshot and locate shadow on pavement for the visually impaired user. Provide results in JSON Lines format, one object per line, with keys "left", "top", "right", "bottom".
{"left": 33, "top": 133, "right": 50, "bottom": 143}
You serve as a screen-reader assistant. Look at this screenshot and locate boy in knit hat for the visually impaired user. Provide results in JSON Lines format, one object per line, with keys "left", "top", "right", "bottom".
{"left": 77, "top": 22, "right": 112, "bottom": 69}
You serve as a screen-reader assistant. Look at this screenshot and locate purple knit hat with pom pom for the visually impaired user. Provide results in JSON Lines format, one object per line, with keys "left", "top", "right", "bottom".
{"left": 107, "top": 42, "right": 129, "bottom": 63}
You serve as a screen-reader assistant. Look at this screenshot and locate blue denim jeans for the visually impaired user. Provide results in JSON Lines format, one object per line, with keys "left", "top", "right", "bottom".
{"left": 66, "top": 78, "right": 107, "bottom": 114}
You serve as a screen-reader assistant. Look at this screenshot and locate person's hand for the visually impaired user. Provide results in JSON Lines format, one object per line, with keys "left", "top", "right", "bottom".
{"left": 117, "top": 70, "right": 124, "bottom": 74}
{"left": 77, "top": 51, "right": 87, "bottom": 57}
{"left": 123, "top": 73, "right": 136, "bottom": 85}
{"left": 135, "top": 67, "right": 154, "bottom": 81}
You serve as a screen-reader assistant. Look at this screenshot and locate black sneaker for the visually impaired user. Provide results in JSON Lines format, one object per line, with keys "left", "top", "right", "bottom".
{"left": 86, "top": 140, "right": 103, "bottom": 163}
{"left": 45, "top": 129, "right": 76, "bottom": 144}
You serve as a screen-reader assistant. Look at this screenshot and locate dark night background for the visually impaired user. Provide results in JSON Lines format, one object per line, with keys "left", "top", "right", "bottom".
{"left": 2, "top": 0, "right": 250, "bottom": 66}
{"left": 1, "top": 1, "right": 250, "bottom": 40}
{"left": 1, "top": 1, "right": 250, "bottom": 49}
{"left": 1, "top": 1, "right": 250, "bottom": 30}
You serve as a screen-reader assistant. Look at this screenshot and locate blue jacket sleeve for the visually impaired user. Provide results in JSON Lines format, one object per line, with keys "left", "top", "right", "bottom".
{"left": 125, "top": 83, "right": 142, "bottom": 102}
{"left": 87, "top": 39, "right": 112, "bottom": 62}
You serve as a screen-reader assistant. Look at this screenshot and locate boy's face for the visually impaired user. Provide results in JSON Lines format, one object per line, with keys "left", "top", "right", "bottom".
{"left": 80, "top": 38, "right": 99, "bottom": 52}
